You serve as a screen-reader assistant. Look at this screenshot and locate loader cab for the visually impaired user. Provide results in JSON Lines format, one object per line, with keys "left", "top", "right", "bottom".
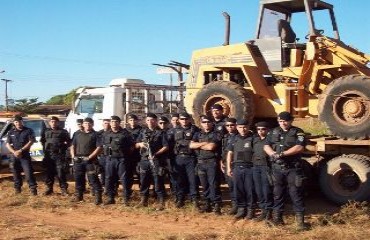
{"left": 254, "top": 0, "right": 339, "bottom": 70}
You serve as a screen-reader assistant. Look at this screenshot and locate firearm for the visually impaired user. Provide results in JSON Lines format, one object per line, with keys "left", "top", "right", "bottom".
{"left": 143, "top": 132, "right": 156, "bottom": 170}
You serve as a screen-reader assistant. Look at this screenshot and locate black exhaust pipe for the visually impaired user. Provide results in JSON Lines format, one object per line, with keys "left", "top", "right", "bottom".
{"left": 222, "top": 12, "right": 230, "bottom": 46}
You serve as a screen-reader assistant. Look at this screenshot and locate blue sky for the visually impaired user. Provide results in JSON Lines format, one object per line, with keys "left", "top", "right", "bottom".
{"left": 0, "top": 0, "right": 369, "bottom": 102}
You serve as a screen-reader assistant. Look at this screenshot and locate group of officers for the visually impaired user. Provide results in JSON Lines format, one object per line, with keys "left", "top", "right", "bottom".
{"left": 6, "top": 104, "right": 308, "bottom": 230}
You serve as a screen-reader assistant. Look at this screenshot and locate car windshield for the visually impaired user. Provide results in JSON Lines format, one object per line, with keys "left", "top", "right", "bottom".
{"left": 23, "top": 120, "right": 44, "bottom": 137}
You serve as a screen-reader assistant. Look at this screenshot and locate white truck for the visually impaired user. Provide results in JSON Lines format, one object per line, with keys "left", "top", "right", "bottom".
{"left": 65, "top": 78, "right": 185, "bottom": 135}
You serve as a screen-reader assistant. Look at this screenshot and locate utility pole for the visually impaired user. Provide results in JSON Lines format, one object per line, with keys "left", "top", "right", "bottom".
{"left": 1, "top": 78, "right": 12, "bottom": 111}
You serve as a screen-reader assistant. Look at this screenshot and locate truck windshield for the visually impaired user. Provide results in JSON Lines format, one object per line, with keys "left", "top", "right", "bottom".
{"left": 75, "top": 95, "right": 104, "bottom": 114}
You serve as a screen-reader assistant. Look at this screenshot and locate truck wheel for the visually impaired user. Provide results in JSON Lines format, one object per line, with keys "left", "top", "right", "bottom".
{"left": 192, "top": 81, "right": 254, "bottom": 125}
{"left": 319, "top": 154, "right": 370, "bottom": 205}
{"left": 318, "top": 75, "right": 370, "bottom": 139}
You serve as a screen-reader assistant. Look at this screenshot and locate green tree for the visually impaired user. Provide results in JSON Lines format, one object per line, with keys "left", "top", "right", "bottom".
{"left": 44, "top": 88, "right": 79, "bottom": 106}
{"left": 10, "top": 98, "right": 43, "bottom": 114}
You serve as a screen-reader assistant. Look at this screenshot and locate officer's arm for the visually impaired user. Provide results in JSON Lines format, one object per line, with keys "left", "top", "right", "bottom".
{"left": 22, "top": 140, "right": 34, "bottom": 152}
{"left": 264, "top": 145, "right": 276, "bottom": 157}
{"left": 88, "top": 146, "right": 102, "bottom": 160}
{"left": 226, "top": 151, "right": 233, "bottom": 176}
{"left": 70, "top": 145, "right": 76, "bottom": 158}
{"left": 200, "top": 142, "right": 217, "bottom": 151}
{"left": 135, "top": 142, "right": 145, "bottom": 149}
{"left": 5, "top": 142, "right": 18, "bottom": 155}
{"left": 189, "top": 141, "right": 207, "bottom": 149}
{"left": 281, "top": 145, "right": 304, "bottom": 156}
{"left": 154, "top": 146, "right": 168, "bottom": 157}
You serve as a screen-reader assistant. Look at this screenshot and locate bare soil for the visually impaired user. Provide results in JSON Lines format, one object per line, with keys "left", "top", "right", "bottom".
{"left": 1, "top": 172, "right": 370, "bottom": 240}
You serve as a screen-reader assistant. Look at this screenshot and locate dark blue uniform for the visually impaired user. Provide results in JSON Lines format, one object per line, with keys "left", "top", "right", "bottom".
{"left": 228, "top": 134, "right": 254, "bottom": 212}
{"left": 265, "top": 126, "right": 306, "bottom": 214}
{"left": 102, "top": 128, "right": 134, "bottom": 202}
{"left": 173, "top": 124, "right": 199, "bottom": 204}
{"left": 252, "top": 135, "right": 273, "bottom": 214}
{"left": 7, "top": 126, "right": 37, "bottom": 192}
{"left": 193, "top": 130, "right": 222, "bottom": 206}
{"left": 72, "top": 130, "right": 103, "bottom": 197}
{"left": 166, "top": 126, "right": 179, "bottom": 198}
{"left": 222, "top": 132, "right": 238, "bottom": 204}
{"left": 126, "top": 125, "right": 143, "bottom": 189}
{"left": 97, "top": 129, "right": 109, "bottom": 188}
{"left": 137, "top": 128, "right": 168, "bottom": 199}
{"left": 41, "top": 127, "right": 71, "bottom": 193}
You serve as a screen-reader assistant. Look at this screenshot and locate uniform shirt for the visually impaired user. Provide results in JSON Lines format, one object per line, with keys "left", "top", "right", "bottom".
{"left": 222, "top": 132, "right": 238, "bottom": 160}
{"left": 173, "top": 124, "right": 199, "bottom": 156}
{"left": 72, "top": 130, "right": 102, "bottom": 156}
{"left": 102, "top": 128, "right": 134, "bottom": 158}
{"left": 7, "top": 126, "right": 36, "bottom": 154}
{"left": 137, "top": 128, "right": 168, "bottom": 160}
{"left": 126, "top": 125, "right": 143, "bottom": 142}
{"left": 40, "top": 127, "right": 71, "bottom": 154}
{"left": 265, "top": 126, "right": 306, "bottom": 161}
{"left": 213, "top": 117, "right": 227, "bottom": 135}
{"left": 193, "top": 130, "right": 222, "bottom": 160}
{"left": 252, "top": 135, "right": 268, "bottom": 166}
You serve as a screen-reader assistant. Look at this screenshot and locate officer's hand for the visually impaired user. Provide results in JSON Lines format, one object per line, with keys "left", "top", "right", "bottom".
{"left": 14, "top": 150, "right": 23, "bottom": 158}
{"left": 83, "top": 156, "right": 90, "bottom": 161}
{"left": 220, "top": 162, "right": 226, "bottom": 173}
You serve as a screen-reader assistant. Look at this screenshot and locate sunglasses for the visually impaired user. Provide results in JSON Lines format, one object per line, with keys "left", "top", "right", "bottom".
{"left": 159, "top": 122, "right": 167, "bottom": 124}
{"left": 257, "top": 127, "right": 267, "bottom": 130}
{"left": 179, "top": 118, "right": 188, "bottom": 120}
{"left": 202, "top": 121, "right": 212, "bottom": 124}
{"left": 225, "top": 124, "right": 235, "bottom": 127}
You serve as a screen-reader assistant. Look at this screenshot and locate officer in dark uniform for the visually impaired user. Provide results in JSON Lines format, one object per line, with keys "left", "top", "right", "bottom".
{"left": 103, "top": 116, "right": 134, "bottom": 205}
{"left": 40, "top": 116, "right": 71, "bottom": 196}
{"left": 226, "top": 119, "right": 254, "bottom": 220}
{"left": 252, "top": 121, "right": 273, "bottom": 221}
{"left": 126, "top": 114, "right": 143, "bottom": 191}
{"left": 221, "top": 117, "right": 238, "bottom": 215}
{"left": 70, "top": 117, "right": 103, "bottom": 205}
{"left": 72, "top": 119, "right": 84, "bottom": 139}
{"left": 170, "top": 113, "right": 180, "bottom": 129}
{"left": 97, "top": 118, "right": 111, "bottom": 190}
{"left": 135, "top": 113, "right": 169, "bottom": 211}
{"left": 211, "top": 104, "right": 227, "bottom": 135}
{"left": 264, "top": 111, "right": 307, "bottom": 230}
{"left": 6, "top": 115, "right": 37, "bottom": 195}
{"left": 190, "top": 115, "right": 222, "bottom": 215}
{"left": 173, "top": 112, "right": 200, "bottom": 208}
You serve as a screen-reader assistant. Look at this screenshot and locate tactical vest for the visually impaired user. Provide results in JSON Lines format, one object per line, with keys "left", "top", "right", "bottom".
{"left": 232, "top": 135, "right": 253, "bottom": 164}
{"left": 269, "top": 126, "right": 304, "bottom": 161}
{"left": 75, "top": 131, "right": 98, "bottom": 156}
{"left": 127, "top": 126, "right": 142, "bottom": 141}
{"left": 44, "top": 128, "right": 68, "bottom": 154}
{"left": 214, "top": 118, "right": 226, "bottom": 135}
{"left": 139, "top": 128, "right": 163, "bottom": 158}
{"left": 222, "top": 133, "right": 237, "bottom": 159}
{"left": 103, "top": 128, "right": 131, "bottom": 157}
{"left": 197, "top": 131, "right": 219, "bottom": 160}
{"left": 174, "top": 125, "right": 197, "bottom": 155}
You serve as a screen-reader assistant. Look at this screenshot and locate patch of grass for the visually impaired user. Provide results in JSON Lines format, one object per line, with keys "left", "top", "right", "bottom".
{"left": 294, "top": 117, "right": 330, "bottom": 136}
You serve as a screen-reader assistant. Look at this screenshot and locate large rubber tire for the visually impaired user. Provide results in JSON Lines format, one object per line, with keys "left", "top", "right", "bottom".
{"left": 319, "top": 154, "right": 370, "bottom": 205}
{"left": 192, "top": 81, "right": 254, "bottom": 125}
{"left": 318, "top": 75, "right": 370, "bottom": 139}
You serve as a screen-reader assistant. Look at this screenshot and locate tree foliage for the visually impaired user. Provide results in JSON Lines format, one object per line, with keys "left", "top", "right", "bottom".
{"left": 45, "top": 88, "right": 78, "bottom": 106}
{"left": 10, "top": 98, "right": 43, "bottom": 114}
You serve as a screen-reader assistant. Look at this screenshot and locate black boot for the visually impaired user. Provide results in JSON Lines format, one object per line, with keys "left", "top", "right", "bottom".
{"left": 192, "top": 198, "right": 201, "bottom": 210}
{"left": 234, "top": 208, "right": 246, "bottom": 219}
{"left": 105, "top": 196, "right": 115, "bottom": 205}
{"left": 30, "top": 188, "right": 37, "bottom": 196}
{"left": 199, "top": 200, "right": 212, "bottom": 213}
{"left": 156, "top": 197, "right": 165, "bottom": 211}
{"left": 176, "top": 198, "right": 185, "bottom": 209}
{"left": 296, "top": 212, "right": 308, "bottom": 231}
{"left": 246, "top": 208, "right": 255, "bottom": 220}
{"left": 122, "top": 196, "right": 130, "bottom": 206}
{"left": 95, "top": 192, "right": 103, "bottom": 205}
{"left": 136, "top": 196, "right": 148, "bottom": 208}
{"left": 213, "top": 203, "right": 222, "bottom": 215}
{"left": 255, "top": 210, "right": 268, "bottom": 222}
{"left": 71, "top": 192, "right": 83, "bottom": 202}
{"left": 43, "top": 187, "right": 53, "bottom": 196}
{"left": 228, "top": 201, "right": 238, "bottom": 215}
{"left": 269, "top": 211, "right": 284, "bottom": 226}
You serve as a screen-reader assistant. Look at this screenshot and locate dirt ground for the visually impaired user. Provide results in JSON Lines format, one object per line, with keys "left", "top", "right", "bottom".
{"left": 1, "top": 172, "right": 370, "bottom": 240}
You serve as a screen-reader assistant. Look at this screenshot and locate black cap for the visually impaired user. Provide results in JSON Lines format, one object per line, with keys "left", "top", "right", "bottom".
{"left": 50, "top": 116, "right": 59, "bottom": 121}
{"left": 278, "top": 111, "right": 294, "bottom": 121}
{"left": 146, "top": 113, "right": 158, "bottom": 119}
{"left": 83, "top": 117, "right": 94, "bottom": 123}
{"left": 179, "top": 112, "right": 191, "bottom": 119}
{"left": 200, "top": 115, "right": 212, "bottom": 122}
{"left": 103, "top": 118, "right": 111, "bottom": 122}
{"left": 14, "top": 115, "right": 23, "bottom": 121}
{"left": 111, "top": 115, "right": 121, "bottom": 122}
{"left": 76, "top": 119, "right": 83, "bottom": 124}
{"left": 255, "top": 121, "right": 269, "bottom": 128}
{"left": 211, "top": 104, "right": 223, "bottom": 111}
{"left": 236, "top": 119, "right": 249, "bottom": 126}
{"left": 171, "top": 113, "right": 179, "bottom": 118}
{"left": 159, "top": 116, "right": 169, "bottom": 123}
{"left": 225, "top": 117, "right": 236, "bottom": 124}
{"left": 127, "top": 114, "right": 138, "bottom": 120}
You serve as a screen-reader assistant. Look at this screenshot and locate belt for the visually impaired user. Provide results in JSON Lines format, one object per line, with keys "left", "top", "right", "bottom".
{"left": 234, "top": 162, "right": 253, "bottom": 168}
{"left": 177, "top": 154, "right": 194, "bottom": 157}
{"left": 198, "top": 158, "right": 216, "bottom": 164}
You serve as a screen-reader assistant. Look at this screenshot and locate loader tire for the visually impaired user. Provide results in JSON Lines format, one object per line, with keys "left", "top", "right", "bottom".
{"left": 192, "top": 81, "right": 254, "bottom": 126}
{"left": 318, "top": 75, "right": 370, "bottom": 140}
{"left": 319, "top": 154, "right": 370, "bottom": 205}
